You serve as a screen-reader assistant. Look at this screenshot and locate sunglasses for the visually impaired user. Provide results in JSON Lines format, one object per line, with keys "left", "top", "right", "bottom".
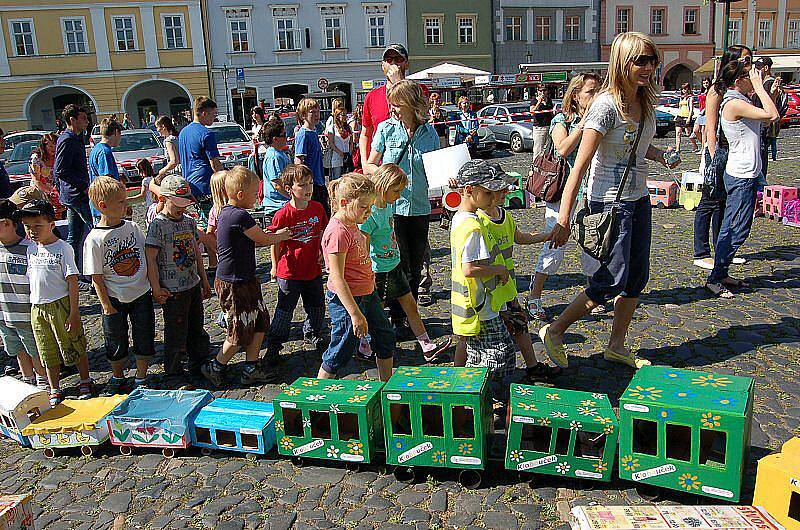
{"left": 632, "top": 54, "right": 659, "bottom": 67}
{"left": 383, "top": 55, "right": 407, "bottom": 64}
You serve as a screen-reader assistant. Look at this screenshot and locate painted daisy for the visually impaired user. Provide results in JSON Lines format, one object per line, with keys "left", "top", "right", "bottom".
{"left": 620, "top": 455, "right": 639, "bottom": 471}
{"left": 701, "top": 412, "right": 721, "bottom": 429}
{"left": 692, "top": 374, "right": 732, "bottom": 388}
{"left": 275, "top": 420, "right": 284, "bottom": 432}
{"left": 509, "top": 449, "right": 524, "bottom": 463}
{"left": 551, "top": 411, "right": 568, "bottom": 419}
{"left": 569, "top": 421, "right": 583, "bottom": 430}
{"left": 301, "top": 379, "right": 319, "bottom": 387}
{"left": 432, "top": 450, "right": 446, "bottom": 464}
{"left": 329, "top": 404, "right": 341, "bottom": 414}
{"left": 546, "top": 393, "right": 561, "bottom": 401}
{"left": 324, "top": 384, "right": 344, "bottom": 391}
{"left": 427, "top": 380, "right": 451, "bottom": 390}
{"left": 516, "top": 386, "right": 533, "bottom": 396}
{"left": 280, "top": 437, "right": 294, "bottom": 450}
{"left": 593, "top": 461, "right": 608, "bottom": 473}
{"left": 519, "top": 402, "right": 538, "bottom": 411}
{"left": 458, "top": 442, "right": 473, "bottom": 455}
{"left": 355, "top": 384, "right": 373, "bottom": 391}
{"left": 538, "top": 417, "right": 551, "bottom": 426}
{"left": 580, "top": 400, "right": 597, "bottom": 407}
{"left": 307, "top": 394, "right": 326, "bottom": 401}
{"left": 678, "top": 473, "right": 701, "bottom": 491}
{"left": 284, "top": 387, "right": 301, "bottom": 396}
{"left": 347, "top": 441, "right": 364, "bottom": 455}
{"left": 302, "top": 418, "right": 311, "bottom": 429}
{"left": 594, "top": 416, "right": 613, "bottom": 425}
{"left": 555, "top": 462, "right": 571, "bottom": 475}
{"left": 327, "top": 446, "right": 340, "bottom": 458}
{"left": 591, "top": 393, "right": 605, "bottom": 399}
{"left": 627, "top": 386, "right": 663, "bottom": 401}
{"left": 578, "top": 406, "right": 598, "bottom": 416}
{"left": 347, "top": 395, "right": 367, "bottom": 404}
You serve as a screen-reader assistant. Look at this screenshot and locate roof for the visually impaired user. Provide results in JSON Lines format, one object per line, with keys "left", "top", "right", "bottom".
{"left": 0, "top": 376, "right": 46, "bottom": 415}
{"left": 22, "top": 396, "right": 127, "bottom": 435}
{"left": 383, "top": 366, "right": 489, "bottom": 394}
{"left": 275, "top": 378, "right": 384, "bottom": 407}
{"left": 106, "top": 388, "right": 213, "bottom": 436}
{"left": 194, "top": 399, "right": 274, "bottom": 432}
{"left": 510, "top": 384, "right": 616, "bottom": 422}
{"left": 408, "top": 62, "right": 491, "bottom": 80}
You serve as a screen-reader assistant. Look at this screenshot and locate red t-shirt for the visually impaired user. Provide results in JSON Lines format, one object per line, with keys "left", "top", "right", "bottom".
{"left": 268, "top": 200, "right": 328, "bottom": 281}
{"left": 322, "top": 217, "right": 374, "bottom": 297}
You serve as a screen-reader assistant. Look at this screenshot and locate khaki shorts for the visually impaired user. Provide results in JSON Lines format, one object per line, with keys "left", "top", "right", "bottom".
{"left": 31, "top": 296, "right": 87, "bottom": 368}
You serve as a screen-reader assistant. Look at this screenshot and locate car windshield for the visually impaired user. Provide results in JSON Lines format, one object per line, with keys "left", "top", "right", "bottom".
{"left": 10, "top": 142, "right": 37, "bottom": 162}
{"left": 114, "top": 133, "right": 160, "bottom": 152}
{"left": 508, "top": 107, "right": 533, "bottom": 122}
{"left": 213, "top": 126, "right": 249, "bottom": 143}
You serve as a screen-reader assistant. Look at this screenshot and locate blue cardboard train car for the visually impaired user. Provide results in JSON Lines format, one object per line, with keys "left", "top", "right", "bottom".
{"left": 191, "top": 398, "right": 276, "bottom": 456}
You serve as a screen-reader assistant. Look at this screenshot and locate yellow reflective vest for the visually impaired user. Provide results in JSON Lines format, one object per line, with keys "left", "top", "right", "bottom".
{"left": 478, "top": 207, "right": 517, "bottom": 312}
{"left": 451, "top": 215, "right": 484, "bottom": 336}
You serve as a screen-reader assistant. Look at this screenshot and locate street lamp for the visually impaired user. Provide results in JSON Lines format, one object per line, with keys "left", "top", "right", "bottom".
{"left": 221, "top": 64, "right": 231, "bottom": 121}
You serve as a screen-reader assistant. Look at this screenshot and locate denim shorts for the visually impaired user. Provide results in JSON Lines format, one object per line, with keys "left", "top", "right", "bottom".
{"left": 321, "top": 290, "right": 396, "bottom": 375}
{"left": 0, "top": 320, "right": 39, "bottom": 361}
{"left": 102, "top": 291, "right": 156, "bottom": 364}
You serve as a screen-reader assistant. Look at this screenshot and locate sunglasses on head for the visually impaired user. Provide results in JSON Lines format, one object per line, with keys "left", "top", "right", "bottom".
{"left": 632, "top": 54, "right": 659, "bottom": 67}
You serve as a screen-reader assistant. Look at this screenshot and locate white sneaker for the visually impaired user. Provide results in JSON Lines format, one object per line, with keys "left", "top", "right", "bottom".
{"left": 732, "top": 257, "right": 746, "bottom": 265}
{"left": 693, "top": 258, "right": 714, "bottom": 270}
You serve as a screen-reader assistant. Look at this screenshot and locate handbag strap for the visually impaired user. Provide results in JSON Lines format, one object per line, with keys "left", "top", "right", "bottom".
{"left": 613, "top": 116, "right": 646, "bottom": 203}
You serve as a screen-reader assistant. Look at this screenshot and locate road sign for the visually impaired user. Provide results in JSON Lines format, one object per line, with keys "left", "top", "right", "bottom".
{"left": 317, "top": 77, "right": 329, "bottom": 91}
{"left": 235, "top": 68, "right": 245, "bottom": 91}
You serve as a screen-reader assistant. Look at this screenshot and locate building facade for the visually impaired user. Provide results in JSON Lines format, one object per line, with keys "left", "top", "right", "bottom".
{"left": 0, "top": 0, "right": 208, "bottom": 132}
{"left": 494, "top": 0, "right": 600, "bottom": 74}
{"left": 715, "top": 0, "right": 800, "bottom": 54}
{"left": 205, "top": 0, "right": 407, "bottom": 123}
{"left": 405, "top": 0, "right": 493, "bottom": 74}
{"left": 600, "top": 0, "right": 714, "bottom": 89}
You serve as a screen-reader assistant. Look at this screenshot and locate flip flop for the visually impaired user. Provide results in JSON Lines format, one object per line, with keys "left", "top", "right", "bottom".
{"left": 538, "top": 324, "right": 568, "bottom": 368}
{"left": 706, "top": 282, "right": 734, "bottom": 299}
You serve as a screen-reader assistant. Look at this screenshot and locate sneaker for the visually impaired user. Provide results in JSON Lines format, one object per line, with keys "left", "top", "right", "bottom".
{"left": 693, "top": 257, "right": 715, "bottom": 270}
{"left": 200, "top": 361, "right": 226, "bottom": 388}
{"left": 603, "top": 348, "right": 651, "bottom": 369}
{"left": 590, "top": 303, "right": 609, "bottom": 316}
{"left": 527, "top": 298, "right": 547, "bottom": 321}
{"left": 524, "top": 362, "right": 563, "bottom": 383}
{"left": 78, "top": 380, "right": 95, "bottom": 399}
{"left": 3, "top": 365, "right": 19, "bottom": 377}
{"left": 35, "top": 375, "right": 49, "bottom": 391}
{"left": 240, "top": 363, "right": 278, "bottom": 385}
{"left": 133, "top": 378, "right": 149, "bottom": 390}
{"left": 417, "top": 291, "right": 433, "bottom": 306}
{"left": 304, "top": 332, "right": 325, "bottom": 351}
{"left": 423, "top": 336, "right": 453, "bottom": 363}
{"left": 101, "top": 377, "right": 127, "bottom": 397}
{"left": 355, "top": 337, "right": 374, "bottom": 362}
{"left": 49, "top": 389, "right": 63, "bottom": 407}
{"left": 732, "top": 257, "right": 746, "bottom": 265}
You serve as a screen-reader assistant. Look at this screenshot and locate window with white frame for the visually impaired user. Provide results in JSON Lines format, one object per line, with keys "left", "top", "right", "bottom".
{"left": 113, "top": 16, "right": 136, "bottom": 51}
{"left": 62, "top": 18, "right": 86, "bottom": 54}
{"left": 365, "top": 4, "right": 388, "bottom": 48}
{"left": 321, "top": 6, "right": 345, "bottom": 49}
{"left": 505, "top": 16, "right": 522, "bottom": 41}
{"left": 651, "top": 8, "right": 665, "bottom": 36}
{"left": 424, "top": 16, "right": 443, "bottom": 45}
{"left": 728, "top": 18, "right": 741, "bottom": 45}
{"left": 10, "top": 19, "right": 36, "bottom": 56}
{"left": 223, "top": 7, "right": 250, "bottom": 53}
{"left": 272, "top": 6, "right": 300, "bottom": 51}
{"left": 565, "top": 15, "right": 581, "bottom": 40}
{"left": 616, "top": 8, "right": 630, "bottom": 34}
{"left": 758, "top": 18, "right": 773, "bottom": 48}
{"left": 789, "top": 19, "right": 800, "bottom": 48}
{"left": 458, "top": 15, "right": 475, "bottom": 44}
{"left": 535, "top": 16, "right": 551, "bottom": 41}
{"left": 684, "top": 8, "right": 698, "bottom": 35}
{"left": 162, "top": 15, "right": 185, "bottom": 49}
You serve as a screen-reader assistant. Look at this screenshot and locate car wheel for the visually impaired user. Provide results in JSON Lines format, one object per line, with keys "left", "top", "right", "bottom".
{"left": 510, "top": 133, "right": 524, "bottom": 153}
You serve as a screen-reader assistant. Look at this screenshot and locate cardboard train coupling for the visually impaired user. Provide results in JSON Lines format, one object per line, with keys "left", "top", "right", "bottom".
{"left": 570, "top": 505, "right": 784, "bottom": 530}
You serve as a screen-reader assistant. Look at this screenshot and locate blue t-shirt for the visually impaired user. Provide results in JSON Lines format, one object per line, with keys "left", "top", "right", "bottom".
{"left": 88, "top": 142, "right": 121, "bottom": 217}
{"left": 179, "top": 122, "right": 221, "bottom": 197}
{"left": 359, "top": 204, "right": 400, "bottom": 273}
{"left": 294, "top": 127, "right": 324, "bottom": 186}
{"left": 261, "top": 146, "right": 291, "bottom": 214}
{"left": 548, "top": 112, "right": 582, "bottom": 168}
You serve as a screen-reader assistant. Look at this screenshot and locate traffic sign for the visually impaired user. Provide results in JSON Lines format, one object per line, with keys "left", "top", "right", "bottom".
{"left": 317, "top": 77, "right": 329, "bottom": 91}
{"left": 235, "top": 68, "right": 245, "bottom": 91}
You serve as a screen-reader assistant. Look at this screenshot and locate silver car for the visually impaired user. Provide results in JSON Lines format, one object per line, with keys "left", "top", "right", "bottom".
{"left": 477, "top": 103, "right": 540, "bottom": 153}
{"left": 208, "top": 122, "right": 253, "bottom": 169}
{"left": 110, "top": 129, "right": 166, "bottom": 184}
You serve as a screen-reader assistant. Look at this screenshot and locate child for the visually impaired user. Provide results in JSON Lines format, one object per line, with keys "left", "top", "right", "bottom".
{"left": 204, "top": 170, "right": 228, "bottom": 272}
{"left": 293, "top": 98, "right": 330, "bottom": 217}
{"left": 145, "top": 174, "right": 212, "bottom": 377}
{"left": 84, "top": 177, "right": 155, "bottom": 395}
{"left": 88, "top": 119, "right": 123, "bottom": 222}
{"left": 0, "top": 199, "right": 46, "bottom": 389}
{"left": 318, "top": 173, "right": 396, "bottom": 382}
{"left": 201, "top": 167, "right": 291, "bottom": 387}
{"left": 17, "top": 200, "right": 92, "bottom": 405}
{"left": 265, "top": 164, "right": 328, "bottom": 360}
{"left": 449, "top": 160, "right": 517, "bottom": 407}
{"left": 359, "top": 164, "right": 450, "bottom": 362}
{"left": 133, "top": 158, "right": 156, "bottom": 210}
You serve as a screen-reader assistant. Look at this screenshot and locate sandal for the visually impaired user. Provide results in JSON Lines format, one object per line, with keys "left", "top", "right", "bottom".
{"left": 49, "top": 389, "right": 63, "bottom": 407}
{"left": 706, "top": 282, "right": 734, "bottom": 299}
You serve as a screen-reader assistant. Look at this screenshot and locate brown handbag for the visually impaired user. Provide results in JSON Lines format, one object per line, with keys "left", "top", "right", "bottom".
{"left": 527, "top": 139, "right": 568, "bottom": 203}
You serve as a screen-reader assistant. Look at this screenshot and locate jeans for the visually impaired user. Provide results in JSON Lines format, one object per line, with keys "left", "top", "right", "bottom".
{"left": 768, "top": 137, "right": 778, "bottom": 161}
{"left": 759, "top": 143, "right": 770, "bottom": 192}
{"left": 267, "top": 276, "right": 325, "bottom": 349}
{"left": 693, "top": 195, "right": 725, "bottom": 259}
{"left": 162, "top": 284, "right": 210, "bottom": 374}
{"left": 708, "top": 173, "right": 758, "bottom": 284}
{"left": 389, "top": 215, "right": 429, "bottom": 322}
{"left": 65, "top": 195, "right": 93, "bottom": 271}
{"left": 103, "top": 291, "right": 156, "bottom": 366}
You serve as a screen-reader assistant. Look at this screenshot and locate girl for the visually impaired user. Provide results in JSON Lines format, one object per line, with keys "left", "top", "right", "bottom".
{"left": 348, "top": 104, "right": 363, "bottom": 171}
{"left": 527, "top": 73, "right": 602, "bottom": 322}
{"left": 251, "top": 106, "right": 266, "bottom": 139}
{"left": 133, "top": 158, "right": 159, "bottom": 224}
{"left": 675, "top": 83, "right": 699, "bottom": 153}
{"left": 155, "top": 116, "right": 180, "bottom": 180}
{"left": 705, "top": 55, "right": 779, "bottom": 298}
{"left": 454, "top": 96, "right": 479, "bottom": 152}
{"left": 692, "top": 78, "right": 712, "bottom": 148}
{"left": 543, "top": 32, "right": 679, "bottom": 371}
{"left": 29, "top": 132, "right": 64, "bottom": 217}
{"left": 428, "top": 93, "right": 449, "bottom": 148}
{"left": 205, "top": 170, "right": 229, "bottom": 271}
{"left": 359, "top": 164, "right": 451, "bottom": 363}
{"left": 326, "top": 106, "right": 352, "bottom": 180}
{"left": 318, "top": 173, "right": 396, "bottom": 382}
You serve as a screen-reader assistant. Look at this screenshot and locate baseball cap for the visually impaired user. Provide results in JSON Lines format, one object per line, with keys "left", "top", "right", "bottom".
{"left": 159, "top": 174, "right": 195, "bottom": 207}
{"left": 454, "top": 160, "right": 517, "bottom": 192}
{"left": 15, "top": 199, "right": 56, "bottom": 220}
{"left": 383, "top": 44, "right": 409, "bottom": 61}
{"left": 0, "top": 199, "right": 17, "bottom": 221}
{"left": 9, "top": 185, "right": 45, "bottom": 206}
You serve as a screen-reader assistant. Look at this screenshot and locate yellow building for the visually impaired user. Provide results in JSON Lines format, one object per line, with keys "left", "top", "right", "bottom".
{"left": 0, "top": 0, "right": 210, "bottom": 132}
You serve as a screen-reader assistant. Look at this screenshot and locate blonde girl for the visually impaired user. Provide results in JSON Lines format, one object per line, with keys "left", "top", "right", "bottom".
{"left": 543, "top": 32, "right": 680, "bottom": 371}
{"left": 326, "top": 106, "right": 352, "bottom": 180}
{"left": 205, "top": 170, "right": 228, "bottom": 269}
{"left": 359, "top": 164, "right": 451, "bottom": 363}
{"left": 319, "top": 173, "right": 396, "bottom": 382}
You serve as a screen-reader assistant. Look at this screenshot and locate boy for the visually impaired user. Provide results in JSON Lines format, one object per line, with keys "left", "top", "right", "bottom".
{"left": 449, "top": 160, "right": 516, "bottom": 408}
{"left": 84, "top": 176, "right": 155, "bottom": 395}
{"left": 201, "top": 166, "right": 290, "bottom": 387}
{"left": 265, "top": 164, "right": 328, "bottom": 360}
{"left": 146, "top": 174, "right": 212, "bottom": 377}
{"left": 17, "top": 200, "right": 92, "bottom": 405}
{"left": 293, "top": 98, "right": 329, "bottom": 217}
{"left": 0, "top": 199, "right": 46, "bottom": 389}
{"left": 88, "top": 119, "right": 123, "bottom": 222}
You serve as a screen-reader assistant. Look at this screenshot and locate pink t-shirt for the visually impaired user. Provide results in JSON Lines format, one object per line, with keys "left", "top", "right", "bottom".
{"left": 322, "top": 217, "right": 374, "bottom": 297}
{"left": 208, "top": 205, "right": 220, "bottom": 230}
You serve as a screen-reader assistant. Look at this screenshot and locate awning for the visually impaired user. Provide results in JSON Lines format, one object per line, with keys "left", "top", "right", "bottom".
{"left": 408, "top": 62, "right": 491, "bottom": 81}
{"left": 696, "top": 54, "right": 800, "bottom": 75}
{"left": 696, "top": 58, "right": 716, "bottom": 75}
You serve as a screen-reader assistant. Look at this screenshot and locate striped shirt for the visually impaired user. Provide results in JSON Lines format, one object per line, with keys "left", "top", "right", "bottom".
{"left": 0, "top": 238, "right": 33, "bottom": 324}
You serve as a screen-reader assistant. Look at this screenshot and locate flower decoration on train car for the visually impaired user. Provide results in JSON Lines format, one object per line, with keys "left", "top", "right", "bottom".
{"left": 627, "top": 386, "right": 662, "bottom": 401}
{"left": 701, "top": 412, "right": 722, "bottom": 429}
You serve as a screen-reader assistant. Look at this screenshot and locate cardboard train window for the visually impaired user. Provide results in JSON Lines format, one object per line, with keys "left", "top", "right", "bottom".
{"left": 391, "top": 403, "right": 412, "bottom": 435}
{"left": 789, "top": 491, "right": 800, "bottom": 523}
{"left": 574, "top": 431, "right": 606, "bottom": 459}
{"left": 26, "top": 407, "right": 41, "bottom": 423}
{"left": 217, "top": 429, "right": 236, "bottom": 447}
{"left": 666, "top": 423, "right": 692, "bottom": 462}
{"left": 633, "top": 418, "right": 658, "bottom": 456}
{"left": 0, "top": 415, "right": 12, "bottom": 429}
{"left": 310, "top": 410, "right": 331, "bottom": 439}
{"left": 451, "top": 406, "right": 474, "bottom": 439}
{"left": 521, "top": 423, "right": 551, "bottom": 453}
{"left": 241, "top": 433, "right": 259, "bottom": 449}
{"left": 554, "top": 428, "right": 571, "bottom": 456}
{"left": 699, "top": 428, "right": 727, "bottom": 466}
{"left": 195, "top": 427, "right": 212, "bottom": 444}
{"left": 283, "top": 407, "right": 304, "bottom": 437}
{"left": 421, "top": 405, "right": 444, "bottom": 437}
{"left": 337, "top": 412, "right": 359, "bottom": 441}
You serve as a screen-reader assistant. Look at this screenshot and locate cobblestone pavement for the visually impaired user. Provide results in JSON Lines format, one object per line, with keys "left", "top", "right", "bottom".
{"left": 1, "top": 129, "right": 799, "bottom": 530}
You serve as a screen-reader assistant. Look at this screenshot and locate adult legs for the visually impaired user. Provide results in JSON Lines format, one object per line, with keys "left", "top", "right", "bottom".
{"left": 390, "top": 215, "right": 429, "bottom": 323}
{"left": 65, "top": 197, "right": 93, "bottom": 271}
{"left": 708, "top": 174, "right": 757, "bottom": 286}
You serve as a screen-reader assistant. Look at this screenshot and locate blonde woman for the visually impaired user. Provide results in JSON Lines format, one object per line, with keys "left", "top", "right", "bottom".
{"left": 542, "top": 32, "right": 680, "bottom": 370}
{"left": 365, "top": 80, "right": 439, "bottom": 335}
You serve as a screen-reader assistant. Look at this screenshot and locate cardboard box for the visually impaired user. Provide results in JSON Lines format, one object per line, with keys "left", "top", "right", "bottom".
{"left": 0, "top": 493, "right": 34, "bottom": 530}
{"left": 273, "top": 378, "right": 384, "bottom": 463}
{"left": 505, "top": 385, "right": 618, "bottom": 481}
{"left": 570, "top": 505, "right": 783, "bottom": 530}
{"left": 618, "top": 366, "right": 754, "bottom": 501}
{"left": 753, "top": 437, "right": 800, "bottom": 530}
{"left": 381, "top": 366, "right": 490, "bottom": 470}
{"left": 192, "top": 399, "right": 276, "bottom": 455}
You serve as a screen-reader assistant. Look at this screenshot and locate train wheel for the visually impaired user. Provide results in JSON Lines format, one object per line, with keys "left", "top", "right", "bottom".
{"left": 345, "top": 462, "right": 361, "bottom": 472}
{"left": 458, "top": 469, "right": 482, "bottom": 490}
{"left": 245, "top": 452, "right": 258, "bottom": 461}
{"left": 200, "top": 448, "right": 213, "bottom": 456}
{"left": 119, "top": 445, "right": 132, "bottom": 456}
{"left": 162, "top": 448, "right": 175, "bottom": 458}
{"left": 393, "top": 466, "right": 417, "bottom": 484}
{"left": 80, "top": 445, "right": 94, "bottom": 457}
{"left": 291, "top": 456, "right": 305, "bottom": 467}
{"left": 636, "top": 484, "right": 662, "bottom": 502}
{"left": 43, "top": 448, "right": 55, "bottom": 459}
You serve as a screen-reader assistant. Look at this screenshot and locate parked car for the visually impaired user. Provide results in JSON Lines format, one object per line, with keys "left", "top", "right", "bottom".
{"left": 110, "top": 129, "right": 166, "bottom": 185}
{"left": 656, "top": 95, "right": 700, "bottom": 120}
{"left": 477, "top": 102, "right": 539, "bottom": 153}
{"left": 208, "top": 122, "right": 253, "bottom": 169}
{"left": 3, "top": 140, "right": 38, "bottom": 188}
{"left": 655, "top": 108, "right": 675, "bottom": 137}
{"left": 781, "top": 105, "right": 800, "bottom": 128}
{"left": 441, "top": 105, "right": 496, "bottom": 158}
{"left": 1, "top": 131, "right": 47, "bottom": 162}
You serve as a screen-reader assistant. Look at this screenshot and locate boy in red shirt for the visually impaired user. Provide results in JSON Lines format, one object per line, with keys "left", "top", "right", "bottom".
{"left": 266, "top": 164, "right": 329, "bottom": 359}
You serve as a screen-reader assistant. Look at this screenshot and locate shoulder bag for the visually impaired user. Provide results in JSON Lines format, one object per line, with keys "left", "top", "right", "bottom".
{"left": 527, "top": 124, "right": 568, "bottom": 203}
{"left": 703, "top": 92, "right": 744, "bottom": 201}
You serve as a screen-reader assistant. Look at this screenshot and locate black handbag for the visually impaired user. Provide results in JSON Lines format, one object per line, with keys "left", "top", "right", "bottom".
{"left": 702, "top": 93, "right": 740, "bottom": 201}
{"left": 571, "top": 118, "right": 644, "bottom": 262}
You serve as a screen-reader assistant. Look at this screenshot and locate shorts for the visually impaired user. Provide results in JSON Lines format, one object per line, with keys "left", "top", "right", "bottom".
{"left": 375, "top": 265, "right": 411, "bottom": 304}
{"left": 675, "top": 116, "right": 690, "bottom": 128}
{"left": 31, "top": 297, "right": 87, "bottom": 368}
{"left": 102, "top": 291, "right": 156, "bottom": 365}
{"left": 215, "top": 277, "right": 269, "bottom": 347}
{"left": 696, "top": 115, "right": 707, "bottom": 126}
{"left": 194, "top": 197, "right": 213, "bottom": 231}
{"left": 500, "top": 299, "right": 528, "bottom": 336}
{"left": 466, "top": 316, "right": 516, "bottom": 380}
{"left": 0, "top": 320, "right": 39, "bottom": 361}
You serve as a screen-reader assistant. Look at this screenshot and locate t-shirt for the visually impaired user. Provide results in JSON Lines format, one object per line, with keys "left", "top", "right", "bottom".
{"left": 322, "top": 217, "right": 374, "bottom": 297}
{"left": 269, "top": 201, "right": 328, "bottom": 281}
{"left": 0, "top": 238, "right": 33, "bottom": 324}
{"left": 359, "top": 204, "right": 399, "bottom": 273}
{"left": 27, "top": 239, "right": 80, "bottom": 305}
{"left": 324, "top": 121, "right": 351, "bottom": 168}
{"left": 549, "top": 112, "right": 582, "bottom": 168}
{"left": 294, "top": 127, "right": 324, "bottom": 186}
{"left": 215, "top": 205, "right": 257, "bottom": 283}
{"left": 582, "top": 92, "right": 655, "bottom": 203}
{"left": 362, "top": 85, "right": 390, "bottom": 157}
{"left": 142, "top": 176, "right": 154, "bottom": 209}
{"left": 145, "top": 213, "right": 200, "bottom": 292}
{"left": 88, "top": 142, "right": 121, "bottom": 217}
{"left": 83, "top": 220, "right": 150, "bottom": 303}
{"left": 179, "top": 122, "right": 221, "bottom": 197}
{"left": 532, "top": 99, "right": 555, "bottom": 127}
{"left": 451, "top": 211, "right": 499, "bottom": 321}
{"left": 261, "top": 146, "right": 291, "bottom": 214}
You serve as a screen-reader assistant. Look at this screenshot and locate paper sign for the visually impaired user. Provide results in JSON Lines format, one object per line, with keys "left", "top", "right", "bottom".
{"left": 292, "top": 439, "right": 323, "bottom": 456}
{"left": 398, "top": 442, "right": 433, "bottom": 463}
{"left": 422, "top": 143, "right": 471, "bottom": 190}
